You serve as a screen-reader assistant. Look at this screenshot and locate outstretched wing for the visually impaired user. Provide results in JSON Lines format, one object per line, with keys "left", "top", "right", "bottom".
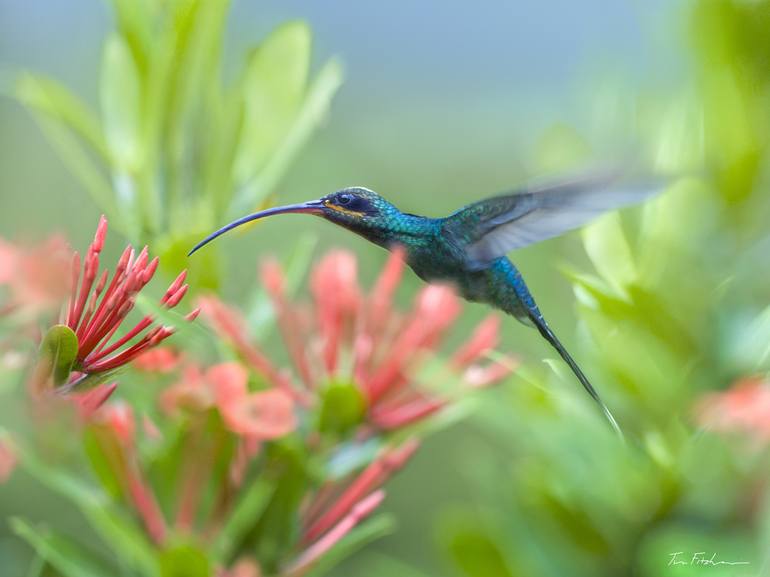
{"left": 442, "top": 169, "right": 659, "bottom": 270}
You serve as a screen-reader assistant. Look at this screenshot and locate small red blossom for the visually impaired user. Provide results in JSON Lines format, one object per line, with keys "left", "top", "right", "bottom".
{"left": 70, "top": 382, "right": 118, "bottom": 420}
{"left": 133, "top": 347, "right": 182, "bottom": 373}
{"left": 201, "top": 248, "right": 514, "bottom": 432}
{"left": 696, "top": 377, "right": 770, "bottom": 446}
{"left": 218, "top": 558, "right": 262, "bottom": 577}
{"left": 0, "top": 437, "right": 18, "bottom": 484}
{"left": 0, "top": 235, "right": 71, "bottom": 315}
{"left": 162, "top": 362, "right": 297, "bottom": 441}
{"left": 63, "top": 215, "right": 197, "bottom": 376}
{"left": 210, "top": 362, "right": 297, "bottom": 439}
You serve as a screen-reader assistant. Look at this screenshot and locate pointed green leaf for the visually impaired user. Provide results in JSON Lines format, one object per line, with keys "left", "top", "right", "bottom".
{"left": 10, "top": 518, "right": 115, "bottom": 577}
{"left": 17, "top": 79, "right": 120, "bottom": 222}
{"left": 37, "top": 325, "right": 78, "bottom": 388}
{"left": 101, "top": 33, "right": 142, "bottom": 171}
{"left": 213, "top": 477, "right": 274, "bottom": 561}
{"left": 303, "top": 514, "right": 396, "bottom": 577}
{"left": 581, "top": 212, "right": 636, "bottom": 299}
{"left": 234, "top": 21, "right": 312, "bottom": 184}
{"left": 440, "top": 518, "right": 515, "bottom": 577}
{"left": 232, "top": 57, "right": 343, "bottom": 215}
{"left": 16, "top": 73, "right": 109, "bottom": 160}
{"left": 18, "top": 452, "right": 162, "bottom": 577}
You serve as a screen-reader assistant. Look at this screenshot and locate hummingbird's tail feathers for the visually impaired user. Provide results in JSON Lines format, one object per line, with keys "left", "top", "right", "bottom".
{"left": 527, "top": 311, "right": 625, "bottom": 440}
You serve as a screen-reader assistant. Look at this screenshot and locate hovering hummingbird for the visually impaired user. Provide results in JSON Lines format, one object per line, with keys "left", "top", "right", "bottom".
{"left": 190, "top": 170, "right": 655, "bottom": 436}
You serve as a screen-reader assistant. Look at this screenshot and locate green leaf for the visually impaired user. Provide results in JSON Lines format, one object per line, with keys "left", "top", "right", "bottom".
{"left": 37, "top": 325, "right": 78, "bottom": 388}
{"left": 234, "top": 21, "right": 312, "bottom": 184}
{"left": 303, "top": 514, "right": 396, "bottom": 577}
{"left": 318, "top": 381, "right": 367, "bottom": 436}
{"left": 159, "top": 540, "right": 211, "bottom": 577}
{"left": 213, "top": 477, "right": 274, "bottom": 561}
{"left": 23, "top": 437, "right": 158, "bottom": 576}
{"left": 581, "top": 212, "right": 636, "bottom": 299}
{"left": 364, "top": 553, "right": 436, "bottom": 577}
{"left": 232, "top": 57, "right": 343, "bottom": 216}
{"left": 101, "top": 33, "right": 142, "bottom": 171}
{"left": 441, "top": 519, "right": 515, "bottom": 577}
{"left": 16, "top": 82, "right": 120, "bottom": 224}
{"left": 16, "top": 73, "right": 109, "bottom": 160}
{"left": 10, "top": 518, "right": 115, "bottom": 577}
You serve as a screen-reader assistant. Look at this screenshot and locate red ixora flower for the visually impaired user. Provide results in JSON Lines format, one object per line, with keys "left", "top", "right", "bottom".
{"left": 696, "top": 377, "right": 770, "bottom": 447}
{"left": 286, "top": 439, "right": 419, "bottom": 577}
{"left": 63, "top": 215, "right": 198, "bottom": 376}
{"left": 199, "top": 248, "right": 515, "bottom": 432}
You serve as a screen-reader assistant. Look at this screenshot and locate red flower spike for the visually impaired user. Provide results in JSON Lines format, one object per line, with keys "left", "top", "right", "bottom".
{"left": 288, "top": 490, "right": 385, "bottom": 577}
{"left": 451, "top": 314, "right": 501, "bottom": 369}
{"left": 94, "top": 402, "right": 167, "bottom": 544}
{"left": 260, "top": 260, "right": 314, "bottom": 388}
{"left": 365, "top": 284, "right": 461, "bottom": 404}
{"left": 310, "top": 251, "right": 361, "bottom": 374}
{"left": 59, "top": 216, "right": 194, "bottom": 378}
{"left": 366, "top": 246, "right": 406, "bottom": 335}
{"left": 370, "top": 397, "right": 445, "bottom": 430}
{"left": 303, "top": 439, "right": 419, "bottom": 543}
{"left": 71, "top": 382, "right": 118, "bottom": 420}
{"left": 463, "top": 360, "right": 516, "bottom": 389}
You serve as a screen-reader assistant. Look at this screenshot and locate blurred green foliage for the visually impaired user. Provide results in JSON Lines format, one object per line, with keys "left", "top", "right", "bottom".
{"left": 431, "top": 1, "right": 770, "bottom": 576}
{"left": 15, "top": 0, "right": 341, "bottom": 288}
{"left": 4, "top": 0, "right": 770, "bottom": 576}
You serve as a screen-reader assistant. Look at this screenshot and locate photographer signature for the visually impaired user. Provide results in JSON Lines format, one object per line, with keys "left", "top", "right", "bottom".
{"left": 668, "top": 551, "right": 750, "bottom": 567}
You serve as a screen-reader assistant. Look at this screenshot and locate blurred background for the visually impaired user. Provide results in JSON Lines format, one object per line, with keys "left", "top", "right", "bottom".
{"left": 3, "top": 1, "right": 770, "bottom": 576}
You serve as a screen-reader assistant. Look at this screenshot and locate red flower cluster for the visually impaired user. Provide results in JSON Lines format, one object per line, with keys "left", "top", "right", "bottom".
{"left": 199, "top": 248, "right": 514, "bottom": 432}
{"left": 63, "top": 216, "right": 197, "bottom": 376}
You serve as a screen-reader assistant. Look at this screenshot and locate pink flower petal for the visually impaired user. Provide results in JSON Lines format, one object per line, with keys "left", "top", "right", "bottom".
{"left": 0, "top": 438, "right": 18, "bottom": 484}
{"left": 210, "top": 362, "right": 250, "bottom": 407}
{"left": 220, "top": 389, "right": 297, "bottom": 439}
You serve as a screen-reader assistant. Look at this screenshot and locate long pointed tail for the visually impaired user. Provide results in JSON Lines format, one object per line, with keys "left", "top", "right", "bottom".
{"left": 527, "top": 311, "right": 624, "bottom": 439}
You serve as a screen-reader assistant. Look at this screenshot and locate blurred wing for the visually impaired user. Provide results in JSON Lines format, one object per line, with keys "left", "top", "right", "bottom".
{"left": 443, "top": 170, "right": 661, "bottom": 270}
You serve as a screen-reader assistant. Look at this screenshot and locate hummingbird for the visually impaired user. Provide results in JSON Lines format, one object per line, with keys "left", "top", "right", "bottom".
{"left": 190, "top": 170, "right": 655, "bottom": 436}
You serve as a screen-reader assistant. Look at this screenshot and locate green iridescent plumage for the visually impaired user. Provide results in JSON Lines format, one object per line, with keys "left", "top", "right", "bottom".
{"left": 190, "top": 171, "right": 657, "bottom": 436}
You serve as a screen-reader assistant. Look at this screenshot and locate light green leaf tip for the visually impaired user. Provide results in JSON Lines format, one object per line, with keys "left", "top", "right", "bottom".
{"left": 581, "top": 212, "right": 636, "bottom": 299}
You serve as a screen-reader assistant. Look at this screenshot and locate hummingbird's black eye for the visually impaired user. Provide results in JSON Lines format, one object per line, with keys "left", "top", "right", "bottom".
{"left": 336, "top": 193, "right": 354, "bottom": 206}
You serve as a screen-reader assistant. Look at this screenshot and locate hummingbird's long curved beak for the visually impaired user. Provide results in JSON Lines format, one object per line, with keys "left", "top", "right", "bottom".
{"left": 188, "top": 200, "right": 325, "bottom": 256}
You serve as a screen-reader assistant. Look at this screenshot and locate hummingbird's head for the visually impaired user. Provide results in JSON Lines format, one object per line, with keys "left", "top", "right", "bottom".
{"left": 188, "top": 187, "right": 401, "bottom": 255}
